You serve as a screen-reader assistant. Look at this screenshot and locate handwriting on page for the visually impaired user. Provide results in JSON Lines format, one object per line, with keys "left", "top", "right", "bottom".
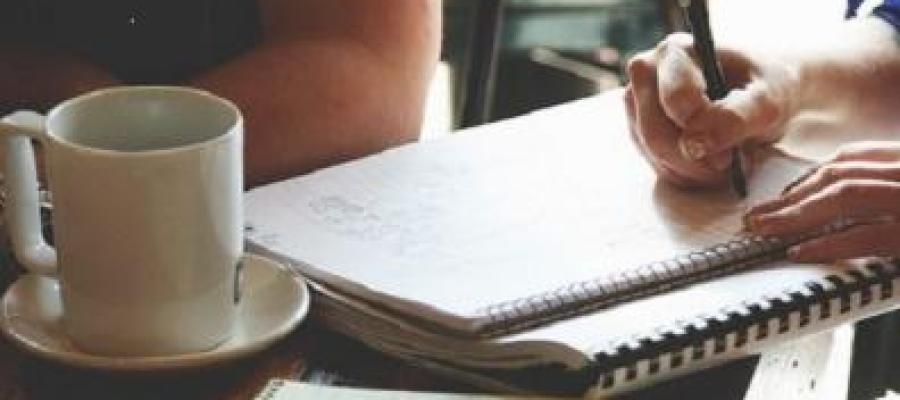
{"left": 301, "top": 131, "right": 554, "bottom": 264}
{"left": 245, "top": 96, "right": 814, "bottom": 319}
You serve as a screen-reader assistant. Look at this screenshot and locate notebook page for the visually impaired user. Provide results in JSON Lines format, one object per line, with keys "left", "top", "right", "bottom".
{"left": 245, "top": 93, "right": 813, "bottom": 332}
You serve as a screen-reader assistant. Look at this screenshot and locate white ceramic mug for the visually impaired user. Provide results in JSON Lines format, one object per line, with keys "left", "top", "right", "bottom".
{"left": 1, "top": 86, "right": 243, "bottom": 356}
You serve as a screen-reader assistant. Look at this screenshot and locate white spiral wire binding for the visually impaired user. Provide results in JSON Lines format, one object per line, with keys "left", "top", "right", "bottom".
{"left": 478, "top": 236, "right": 785, "bottom": 337}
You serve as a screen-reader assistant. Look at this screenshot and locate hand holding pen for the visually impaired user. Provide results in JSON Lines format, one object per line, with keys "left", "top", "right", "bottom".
{"left": 623, "top": 1, "right": 793, "bottom": 190}
{"left": 677, "top": 0, "right": 747, "bottom": 197}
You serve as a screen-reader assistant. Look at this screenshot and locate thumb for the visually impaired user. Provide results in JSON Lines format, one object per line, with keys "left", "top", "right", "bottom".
{"left": 656, "top": 34, "right": 710, "bottom": 129}
{"left": 677, "top": 79, "right": 784, "bottom": 160}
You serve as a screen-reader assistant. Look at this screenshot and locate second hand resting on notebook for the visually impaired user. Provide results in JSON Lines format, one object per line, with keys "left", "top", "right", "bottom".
{"left": 625, "top": 12, "right": 900, "bottom": 264}
{"left": 745, "top": 141, "right": 900, "bottom": 263}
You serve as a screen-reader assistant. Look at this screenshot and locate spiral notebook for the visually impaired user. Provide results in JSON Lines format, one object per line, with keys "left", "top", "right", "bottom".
{"left": 245, "top": 93, "right": 900, "bottom": 395}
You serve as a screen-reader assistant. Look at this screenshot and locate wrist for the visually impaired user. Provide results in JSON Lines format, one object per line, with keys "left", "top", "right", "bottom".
{"left": 772, "top": 18, "right": 900, "bottom": 121}
{"left": 746, "top": 59, "right": 802, "bottom": 144}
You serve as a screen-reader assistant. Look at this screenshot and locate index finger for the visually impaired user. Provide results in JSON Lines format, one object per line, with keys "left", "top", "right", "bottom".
{"left": 750, "top": 179, "right": 900, "bottom": 237}
{"left": 831, "top": 141, "right": 900, "bottom": 163}
{"left": 747, "top": 161, "right": 900, "bottom": 221}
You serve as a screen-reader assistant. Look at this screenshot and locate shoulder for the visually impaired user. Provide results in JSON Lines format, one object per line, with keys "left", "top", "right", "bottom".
{"left": 257, "top": 0, "right": 440, "bottom": 42}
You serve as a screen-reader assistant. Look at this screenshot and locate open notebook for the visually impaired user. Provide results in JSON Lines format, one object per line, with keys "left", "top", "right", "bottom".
{"left": 245, "top": 93, "right": 900, "bottom": 396}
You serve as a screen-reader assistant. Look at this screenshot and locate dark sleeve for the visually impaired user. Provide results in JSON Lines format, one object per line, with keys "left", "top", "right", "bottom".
{"left": 38, "top": 0, "right": 261, "bottom": 84}
{"left": 208, "top": 0, "right": 262, "bottom": 68}
{"left": 873, "top": 0, "right": 900, "bottom": 32}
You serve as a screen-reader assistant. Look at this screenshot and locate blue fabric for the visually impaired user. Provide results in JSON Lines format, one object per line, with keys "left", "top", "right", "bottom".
{"left": 873, "top": 0, "right": 900, "bottom": 31}
{"left": 849, "top": 0, "right": 900, "bottom": 32}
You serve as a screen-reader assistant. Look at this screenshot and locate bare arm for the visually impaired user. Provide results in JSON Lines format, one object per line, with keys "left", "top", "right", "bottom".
{"left": 0, "top": 0, "right": 441, "bottom": 187}
{"left": 780, "top": 18, "right": 900, "bottom": 132}
{"left": 191, "top": 0, "right": 442, "bottom": 187}
{"left": 625, "top": 15, "right": 900, "bottom": 263}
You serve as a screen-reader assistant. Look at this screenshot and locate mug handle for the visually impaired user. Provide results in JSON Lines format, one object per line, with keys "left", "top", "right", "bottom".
{"left": 1, "top": 111, "right": 57, "bottom": 276}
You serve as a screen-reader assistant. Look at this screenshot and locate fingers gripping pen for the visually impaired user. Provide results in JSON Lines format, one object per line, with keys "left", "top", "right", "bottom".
{"left": 678, "top": 0, "right": 749, "bottom": 198}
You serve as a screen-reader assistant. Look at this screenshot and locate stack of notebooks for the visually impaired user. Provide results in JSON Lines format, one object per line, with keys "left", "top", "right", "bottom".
{"left": 244, "top": 92, "right": 900, "bottom": 397}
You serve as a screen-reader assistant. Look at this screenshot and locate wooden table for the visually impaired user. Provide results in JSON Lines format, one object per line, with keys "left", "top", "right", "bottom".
{"left": 0, "top": 320, "right": 467, "bottom": 400}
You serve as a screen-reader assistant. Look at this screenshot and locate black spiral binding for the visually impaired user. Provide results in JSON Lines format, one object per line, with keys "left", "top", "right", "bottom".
{"left": 589, "top": 258, "right": 900, "bottom": 391}
{"left": 477, "top": 236, "right": 788, "bottom": 337}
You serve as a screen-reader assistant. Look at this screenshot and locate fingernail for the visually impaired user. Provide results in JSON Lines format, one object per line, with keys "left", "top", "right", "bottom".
{"left": 678, "top": 137, "right": 708, "bottom": 161}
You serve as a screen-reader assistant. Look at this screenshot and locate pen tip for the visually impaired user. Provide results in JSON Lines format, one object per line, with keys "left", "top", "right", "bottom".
{"left": 730, "top": 149, "right": 748, "bottom": 199}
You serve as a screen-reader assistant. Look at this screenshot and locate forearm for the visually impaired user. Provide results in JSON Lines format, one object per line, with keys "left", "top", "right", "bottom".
{"left": 795, "top": 18, "right": 900, "bottom": 130}
{"left": 192, "top": 41, "right": 438, "bottom": 187}
{"left": 192, "top": 0, "right": 442, "bottom": 187}
{"left": 747, "top": 17, "right": 900, "bottom": 133}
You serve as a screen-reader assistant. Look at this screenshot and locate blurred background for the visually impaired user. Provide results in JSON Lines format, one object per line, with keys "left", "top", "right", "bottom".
{"left": 423, "top": 0, "right": 849, "bottom": 139}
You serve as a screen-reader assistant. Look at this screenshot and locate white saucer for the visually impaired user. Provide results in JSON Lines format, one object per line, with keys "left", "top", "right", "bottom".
{"left": 0, "top": 254, "right": 309, "bottom": 371}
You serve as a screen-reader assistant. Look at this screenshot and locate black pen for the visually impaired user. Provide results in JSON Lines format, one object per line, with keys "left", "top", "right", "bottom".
{"left": 679, "top": 0, "right": 748, "bottom": 198}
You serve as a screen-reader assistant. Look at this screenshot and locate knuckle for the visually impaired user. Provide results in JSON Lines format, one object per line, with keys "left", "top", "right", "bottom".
{"left": 716, "top": 106, "right": 746, "bottom": 127}
{"left": 699, "top": 107, "right": 746, "bottom": 141}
